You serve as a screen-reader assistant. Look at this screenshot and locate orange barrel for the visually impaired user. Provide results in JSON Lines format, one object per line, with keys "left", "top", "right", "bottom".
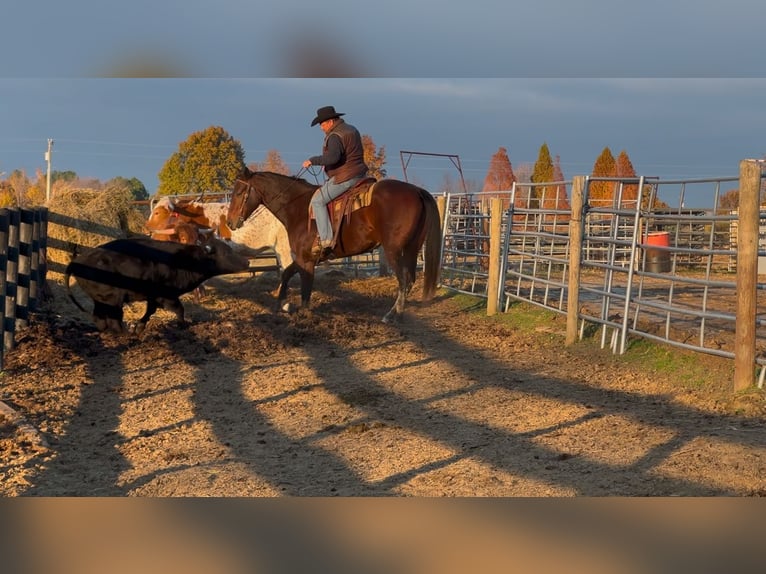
{"left": 644, "top": 231, "right": 671, "bottom": 272}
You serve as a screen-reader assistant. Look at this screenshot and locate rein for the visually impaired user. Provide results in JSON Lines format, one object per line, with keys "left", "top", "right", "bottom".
{"left": 233, "top": 170, "right": 315, "bottom": 226}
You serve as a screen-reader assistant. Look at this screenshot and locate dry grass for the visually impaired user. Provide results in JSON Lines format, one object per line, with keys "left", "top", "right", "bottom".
{"left": 46, "top": 186, "right": 147, "bottom": 267}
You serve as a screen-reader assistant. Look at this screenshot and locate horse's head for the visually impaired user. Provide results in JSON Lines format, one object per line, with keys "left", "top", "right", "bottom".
{"left": 227, "top": 167, "right": 263, "bottom": 230}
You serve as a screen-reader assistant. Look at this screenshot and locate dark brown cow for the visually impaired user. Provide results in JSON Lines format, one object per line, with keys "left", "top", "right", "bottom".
{"left": 65, "top": 234, "right": 249, "bottom": 334}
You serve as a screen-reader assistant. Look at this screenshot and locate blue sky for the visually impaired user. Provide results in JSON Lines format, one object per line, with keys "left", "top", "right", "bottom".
{"left": 1, "top": 78, "right": 765, "bottom": 199}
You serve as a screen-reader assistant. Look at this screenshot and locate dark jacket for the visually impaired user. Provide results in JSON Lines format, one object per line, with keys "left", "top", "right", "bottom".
{"left": 309, "top": 119, "right": 368, "bottom": 183}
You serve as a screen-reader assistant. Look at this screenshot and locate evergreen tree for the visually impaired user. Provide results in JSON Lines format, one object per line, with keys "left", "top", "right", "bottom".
{"left": 545, "top": 154, "right": 570, "bottom": 210}
{"left": 614, "top": 149, "right": 638, "bottom": 206}
{"left": 531, "top": 142, "right": 555, "bottom": 208}
{"left": 482, "top": 147, "right": 516, "bottom": 192}
{"left": 590, "top": 146, "right": 616, "bottom": 206}
{"left": 157, "top": 126, "right": 245, "bottom": 196}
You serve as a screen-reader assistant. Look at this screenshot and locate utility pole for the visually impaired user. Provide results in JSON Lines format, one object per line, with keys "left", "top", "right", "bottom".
{"left": 45, "top": 138, "right": 54, "bottom": 203}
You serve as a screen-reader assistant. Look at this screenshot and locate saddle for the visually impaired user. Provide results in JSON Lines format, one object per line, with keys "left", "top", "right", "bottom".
{"left": 308, "top": 177, "right": 377, "bottom": 247}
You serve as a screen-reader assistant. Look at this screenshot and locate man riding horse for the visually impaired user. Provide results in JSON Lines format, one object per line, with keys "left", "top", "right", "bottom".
{"left": 302, "top": 105, "right": 369, "bottom": 258}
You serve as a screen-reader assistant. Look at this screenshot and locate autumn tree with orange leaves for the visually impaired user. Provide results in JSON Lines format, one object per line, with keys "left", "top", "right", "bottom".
{"left": 362, "top": 134, "right": 386, "bottom": 180}
{"left": 249, "top": 149, "right": 291, "bottom": 175}
{"left": 482, "top": 146, "right": 516, "bottom": 209}
{"left": 482, "top": 147, "right": 516, "bottom": 192}
{"left": 589, "top": 146, "right": 616, "bottom": 206}
{"left": 614, "top": 149, "right": 639, "bottom": 206}
{"left": 544, "top": 154, "right": 570, "bottom": 211}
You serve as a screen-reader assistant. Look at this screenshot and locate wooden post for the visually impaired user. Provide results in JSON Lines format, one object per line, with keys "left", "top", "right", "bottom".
{"left": 436, "top": 195, "right": 446, "bottom": 229}
{"left": 0, "top": 209, "right": 8, "bottom": 369}
{"left": 16, "top": 209, "right": 33, "bottom": 329}
{"left": 4, "top": 209, "right": 20, "bottom": 354}
{"left": 733, "top": 160, "right": 762, "bottom": 391}
{"left": 487, "top": 198, "right": 502, "bottom": 316}
{"left": 566, "top": 176, "right": 586, "bottom": 345}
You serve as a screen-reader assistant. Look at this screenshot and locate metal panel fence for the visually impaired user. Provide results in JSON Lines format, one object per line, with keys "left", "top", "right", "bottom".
{"left": 438, "top": 163, "right": 766, "bottom": 390}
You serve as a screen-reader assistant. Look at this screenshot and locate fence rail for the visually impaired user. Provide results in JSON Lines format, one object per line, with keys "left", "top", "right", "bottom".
{"left": 438, "top": 162, "right": 766, "bottom": 391}
{"left": 1, "top": 207, "right": 48, "bottom": 370}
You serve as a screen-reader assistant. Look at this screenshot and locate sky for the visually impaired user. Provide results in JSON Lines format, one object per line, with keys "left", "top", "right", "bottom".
{"left": 2, "top": 2, "right": 766, "bottom": 205}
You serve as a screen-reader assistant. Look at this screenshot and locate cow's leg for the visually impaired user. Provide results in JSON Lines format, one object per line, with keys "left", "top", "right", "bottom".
{"left": 93, "top": 302, "right": 125, "bottom": 333}
{"left": 92, "top": 302, "right": 109, "bottom": 332}
{"left": 131, "top": 299, "right": 159, "bottom": 334}
{"left": 159, "top": 297, "right": 187, "bottom": 327}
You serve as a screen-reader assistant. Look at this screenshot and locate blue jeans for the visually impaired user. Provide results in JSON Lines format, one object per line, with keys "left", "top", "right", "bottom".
{"left": 310, "top": 176, "right": 363, "bottom": 243}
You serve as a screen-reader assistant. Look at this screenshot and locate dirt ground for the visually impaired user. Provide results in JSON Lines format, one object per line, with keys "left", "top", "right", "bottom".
{"left": 1, "top": 265, "right": 765, "bottom": 497}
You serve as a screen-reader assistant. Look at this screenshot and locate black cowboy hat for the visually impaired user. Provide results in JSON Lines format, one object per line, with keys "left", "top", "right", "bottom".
{"left": 311, "top": 105, "right": 345, "bottom": 127}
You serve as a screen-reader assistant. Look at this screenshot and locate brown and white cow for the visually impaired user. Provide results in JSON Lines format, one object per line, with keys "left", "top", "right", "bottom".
{"left": 65, "top": 234, "right": 249, "bottom": 334}
{"left": 145, "top": 197, "right": 229, "bottom": 241}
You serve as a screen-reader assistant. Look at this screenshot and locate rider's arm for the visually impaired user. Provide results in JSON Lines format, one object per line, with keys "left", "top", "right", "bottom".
{"left": 308, "top": 134, "right": 343, "bottom": 167}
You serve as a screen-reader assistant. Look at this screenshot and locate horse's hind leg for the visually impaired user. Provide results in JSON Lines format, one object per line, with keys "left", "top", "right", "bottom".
{"left": 383, "top": 287, "right": 407, "bottom": 324}
{"left": 382, "top": 253, "right": 414, "bottom": 323}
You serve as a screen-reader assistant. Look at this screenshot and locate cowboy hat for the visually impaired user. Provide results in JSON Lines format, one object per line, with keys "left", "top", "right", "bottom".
{"left": 311, "top": 105, "right": 345, "bottom": 127}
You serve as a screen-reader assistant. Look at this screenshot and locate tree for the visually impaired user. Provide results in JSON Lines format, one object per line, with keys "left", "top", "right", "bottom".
{"left": 531, "top": 142, "right": 555, "bottom": 208}
{"left": 589, "top": 146, "right": 616, "bottom": 206}
{"left": 545, "top": 154, "right": 570, "bottom": 211}
{"left": 514, "top": 162, "right": 533, "bottom": 183}
{"left": 614, "top": 149, "right": 638, "bottom": 206}
{"left": 481, "top": 146, "right": 516, "bottom": 210}
{"left": 252, "top": 149, "right": 291, "bottom": 175}
{"left": 482, "top": 147, "right": 516, "bottom": 192}
{"left": 0, "top": 180, "right": 14, "bottom": 207}
{"left": 362, "top": 134, "right": 386, "bottom": 180}
{"left": 720, "top": 189, "right": 739, "bottom": 211}
{"left": 52, "top": 170, "right": 78, "bottom": 184}
{"left": 157, "top": 126, "right": 245, "bottom": 196}
{"left": 108, "top": 176, "right": 148, "bottom": 200}
{"left": 5, "top": 169, "right": 30, "bottom": 207}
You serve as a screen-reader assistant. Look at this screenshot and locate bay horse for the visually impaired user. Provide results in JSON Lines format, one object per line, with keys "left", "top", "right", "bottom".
{"left": 227, "top": 167, "right": 442, "bottom": 322}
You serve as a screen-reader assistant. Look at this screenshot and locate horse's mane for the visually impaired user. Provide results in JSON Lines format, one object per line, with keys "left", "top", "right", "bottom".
{"left": 244, "top": 169, "right": 316, "bottom": 200}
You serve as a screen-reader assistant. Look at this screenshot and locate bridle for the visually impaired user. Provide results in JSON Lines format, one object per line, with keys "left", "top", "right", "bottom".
{"left": 231, "top": 168, "right": 313, "bottom": 228}
{"left": 231, "top": 178, "right": 255, "bottom": 229}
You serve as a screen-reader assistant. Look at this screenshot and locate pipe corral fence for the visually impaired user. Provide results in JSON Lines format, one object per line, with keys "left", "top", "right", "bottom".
{"left": 438, "top": 159, "right": 766, "bottom": 392}
{"left": 2, "top": 160, "right": 766, "bottom": 392}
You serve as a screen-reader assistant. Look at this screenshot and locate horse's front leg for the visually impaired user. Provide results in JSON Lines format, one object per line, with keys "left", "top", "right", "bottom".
{"left": 298, "top": 264, "right": 316, "bottom": 309}
{"left": 276, "top": 262, "right": 299, "bottom": 313}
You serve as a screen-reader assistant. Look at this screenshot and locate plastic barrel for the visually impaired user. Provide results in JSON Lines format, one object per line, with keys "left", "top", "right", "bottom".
{"left": 644, "top": 231, "right": 671, "bottom": 273}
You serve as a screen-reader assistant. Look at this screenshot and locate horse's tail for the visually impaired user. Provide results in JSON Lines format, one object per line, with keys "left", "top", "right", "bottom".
{"left": 420, "top": 190, "right": 442, "bottom": 301}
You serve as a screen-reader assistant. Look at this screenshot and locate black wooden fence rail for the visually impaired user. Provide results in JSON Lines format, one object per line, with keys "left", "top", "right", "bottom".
{"left": 1, "top": 207, "right": 48, "bottom": 370}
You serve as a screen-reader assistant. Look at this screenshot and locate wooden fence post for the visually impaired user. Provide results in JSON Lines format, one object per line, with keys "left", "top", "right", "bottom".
{"left": 0, "top": 209, "right": 8, "bottom": 370}
{"left": 16, "top": 209, "right": 34, "bottom": 329}
{"left": 566, "top": 176, "right": 586, "bottom": 345}
{"left": 436, "top": 196, "right": 446, "bottom": 228}
{"left": 4, "top": 209, "right": 20, "bottom": 354}
{"left": 733, "top": 160, "right": 762, "bottom": 391}
{"left": 486, "top": 198, "right": 502, "bottom": 316}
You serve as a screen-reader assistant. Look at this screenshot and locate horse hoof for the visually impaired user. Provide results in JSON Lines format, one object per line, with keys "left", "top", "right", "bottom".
{"left": 281, "top": 302, "right": 293, "bottom": 314}
{"left": 128, "top": 322, "right": 145, "bottom": 335}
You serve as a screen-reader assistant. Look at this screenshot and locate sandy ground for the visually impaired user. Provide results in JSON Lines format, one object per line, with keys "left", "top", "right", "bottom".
{"left": 1, "top": 267, "right": 765, "bottom": 497}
